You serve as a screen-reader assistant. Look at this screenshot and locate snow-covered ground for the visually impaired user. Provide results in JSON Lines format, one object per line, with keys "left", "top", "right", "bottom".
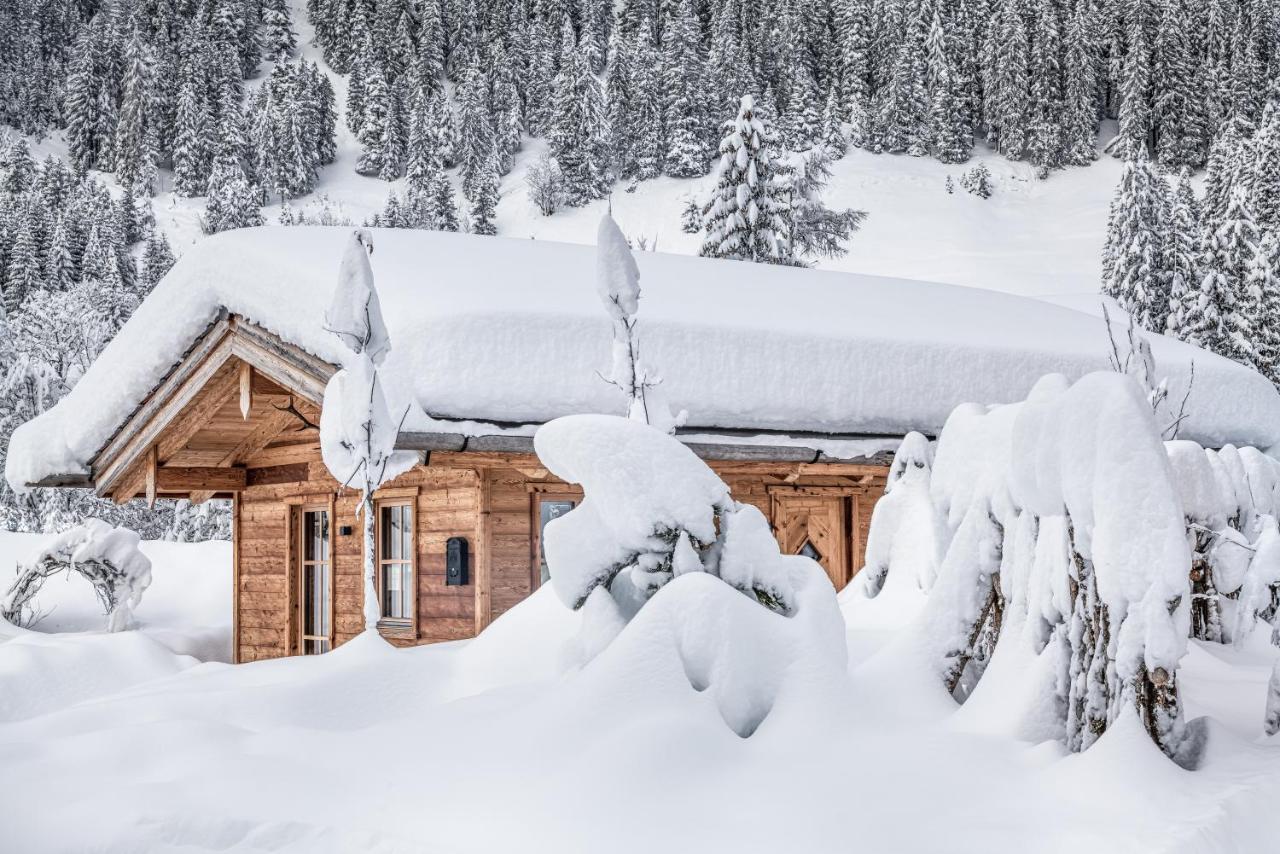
{"left": 0, "top": 532, "right": 231, "bottom": 723}
{"left": 0, "top": 570, "right": 1275, "bottom": 853}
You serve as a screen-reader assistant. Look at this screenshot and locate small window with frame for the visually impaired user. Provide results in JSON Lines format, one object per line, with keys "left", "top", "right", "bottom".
{"left": 533, "top": 494, "right": 577, "bottom": 587}
{"left": 376, "top": 500, "right": 415, "bottom": 628}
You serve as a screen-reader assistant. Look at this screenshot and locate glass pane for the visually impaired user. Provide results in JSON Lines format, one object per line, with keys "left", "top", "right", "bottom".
{"left": 381, "top": 506, "right": 394, "bottom": 561}
{"left": 303, "top": 565, "right": 316, "bottom": 634}
{"left": 319, "top": 511, "right": 329, "bottom": 561}
{"left": 799, "top": 540, "right": 822, "bottom": 563}
{"left": 539, "top": 501, "right": 576, "bottom": 584}
{"left": 400, "top": 506, "right": 413, "bottom": 560}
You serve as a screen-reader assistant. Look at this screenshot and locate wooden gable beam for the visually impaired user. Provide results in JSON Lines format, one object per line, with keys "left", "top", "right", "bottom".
{"left": 189, "top": 403, "right": 300, "bottom": 504}
{"left": 157, "top": 467, "right": 247, "bottom": 492}
{"left": 239, "top": 363, "right": 253, "bottom": 420}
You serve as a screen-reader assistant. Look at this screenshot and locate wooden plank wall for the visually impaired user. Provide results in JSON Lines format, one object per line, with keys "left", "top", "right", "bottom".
{"left": 235, "top": 455, "right": 888, "bottom": 662}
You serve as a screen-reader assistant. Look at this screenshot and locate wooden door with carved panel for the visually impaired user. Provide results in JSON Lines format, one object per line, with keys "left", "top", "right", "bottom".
{"left": 772, "top": 494, "right": 851, "bottom": 590}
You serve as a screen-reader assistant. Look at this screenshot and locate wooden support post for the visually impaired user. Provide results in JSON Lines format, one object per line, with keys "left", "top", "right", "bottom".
{"left": 144, "top": 446, "right": 157, "bottom": 508}
{"left": 239, "top": 362, "right": 253, "bottom": 420}
{"left": 156, "top": 466, "right": 248, "bottom": 493}
{"left": 474, "top": 470, "right": 492, "bottom": 636}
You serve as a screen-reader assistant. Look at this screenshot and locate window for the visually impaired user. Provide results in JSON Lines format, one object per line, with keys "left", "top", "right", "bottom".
{"left": 378, "top": 501, "right": 414, "bottom": 623}
{"left": 300, "top": 508, "right": 331, "bottom": 655}
{"left": 534, "top": 495, "right": 577, "bottom": 586}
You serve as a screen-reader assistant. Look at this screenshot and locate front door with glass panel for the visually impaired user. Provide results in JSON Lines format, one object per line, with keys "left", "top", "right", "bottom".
{"left": 299, "top": 508, "right": 331, "bottom": 655}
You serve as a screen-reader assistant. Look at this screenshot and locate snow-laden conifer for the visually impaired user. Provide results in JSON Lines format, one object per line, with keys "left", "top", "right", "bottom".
{"left": 699, "top": 95, "right": 792, "bottom": 264}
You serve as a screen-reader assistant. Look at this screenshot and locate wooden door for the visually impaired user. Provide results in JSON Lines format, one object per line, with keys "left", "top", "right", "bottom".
{"left": 297, "top": 507, "right": 333, "bottom": 655}
{"left": 773, "top": 494, "right": 851, "bottom": 590}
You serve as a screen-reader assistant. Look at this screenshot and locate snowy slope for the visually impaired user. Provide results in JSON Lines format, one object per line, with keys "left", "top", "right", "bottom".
{"left": 25, "top": 0, "right": 1124, "bottom": 304}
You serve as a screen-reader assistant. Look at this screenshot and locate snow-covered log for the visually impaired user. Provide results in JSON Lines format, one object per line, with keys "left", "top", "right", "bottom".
{"left": 2, "top": 520, "right": 151, "bottom": 632}
{"left": 534, "top": 414, "right": 829, "bottom": 664}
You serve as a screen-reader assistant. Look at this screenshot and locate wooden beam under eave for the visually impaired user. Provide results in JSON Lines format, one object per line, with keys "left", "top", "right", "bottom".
{"left": 144, "top": 446, "right": 158, "bottom": 508}
{"left": 156, "top": 466, "right": 247, "bottom": 492}
{"left": 239, "top": 362, "right": 253, "bottom": 420}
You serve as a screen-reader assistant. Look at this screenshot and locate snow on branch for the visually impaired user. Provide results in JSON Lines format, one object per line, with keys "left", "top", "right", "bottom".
{"left": 319, "top": 230, "right": 414, "bottom": 633}
{"left": 595, "top": 214, "right": 686, "bottom": 434}
{"left": 2, "top": 520, "right": 151, "bottom": 632}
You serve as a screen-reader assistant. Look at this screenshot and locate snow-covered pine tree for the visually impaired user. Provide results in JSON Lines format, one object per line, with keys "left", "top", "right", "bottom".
{"left": 821, "top": 88, "right": 847, "bottom": 156}
{"left": 490, "top": 42, "right": 524, "bottom": 175}
{"left": 1113, "top": 3, "right": 1153, "bottom": 161}
{"left": 1250, "top": 95, "right": 1280, "bottom": 234}
{"left": 699, "top": 95, "right": 792, "bottom": 265}
{"left": 1102, "top": 153, "right": 1169, "bottom": 333}
{"left": 455, "top": 61, "right": 496, "bottom": 199}
{"left": 1023, "top": 0, "right": 1063, "bottom": 177}
{"left": 782, "top": 147, "right": 867, "bottom": 263}
{"left": 960, "top": 162, "right": 992, "bottom": 197}
{"left": 172, "top": 59, "right": 212, "bottom": 197}
{"left": 1187, "top": 187, "right": 1261, "bottom": 367}
{"left": 468, "top": 149, "right": 500, "bottom": 235}
{"left": 660, "top": 0, "right": 709, "bottom": 177}
{"left": 1152, "top": 0, "right": 1206, "bottom": 168}
{"left": 1061, "top": 2, "right": 1099, "bottom": 167}
{"left": 549, "top": 18, "right": 609, "bottom": 205}
{"left": 837, "top": 0, "right": 873, "bottom": 146}
{"left": 1202, "top": 117, "right": 1251, "bottom": 227}
{"left": 627, "top": 28, "right": 664, "bottom": 181}
{"left": 1246, "top": 231, "right": 1280, "bottom": 383}
{"left": 112, "top": 20, "right": 156, "bottom": 195}
{"left": 202, "top": 154, "right": 265, "bottom": 234}
{"left": 878, "top": 0, "right": 929, "bottom": 156}
{"left": 261, "top": 0, "right": 297, "bottom": 58}
{"left": 1164, "top": 169, "right": 1202, "bottom": 341}
{"left": 141, "top": 230, "right": 176, "bottom": 292}
{"left": 982, "top": 0, "right": 1029, "bottom": 159}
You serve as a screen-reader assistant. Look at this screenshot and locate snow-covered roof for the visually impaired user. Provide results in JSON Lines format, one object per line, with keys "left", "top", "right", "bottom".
{"left": 9, "top": 226, "right": 1280, "bottom": 489}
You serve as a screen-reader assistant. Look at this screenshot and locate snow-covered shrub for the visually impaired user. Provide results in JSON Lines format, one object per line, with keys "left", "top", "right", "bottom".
{"left": 525, "top": 152, "right": 565, "bottom": 216}
{"left": 1233, "top": 516, "right": 1280, "bottom": 647}
{"left": 960, "top": 163, "right": 992, "bottom": 198}
{"left": 535, "top": 414, "right": 830, "bottom": 661}
{"left": 1267, "top": 661, "right": 1280, "bottom": 736}
{"left": 595, "top": 214, "right": 685, "bottom": 434}
{"left": 2, "top": 519, "right": 151, "bottom": 632}
{"left": 865, "top": 372, "right": 1195, "bottom": 756}
{"left": 861, "top": 432, "right": 942, "bottom": 598}
{"left": 319, "top": 230, "right": 415, "bottom": 631}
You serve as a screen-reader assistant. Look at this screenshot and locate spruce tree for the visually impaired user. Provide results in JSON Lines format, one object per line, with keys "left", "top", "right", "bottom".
{"left": 1061, "top": 3, "right": 1098, "bottom": 167}
{"left": 982, "top": 0, "right": 1029, "bottom": 158}
{"left": 1024, "top": 0, "right": 1063, "bottom": 176}
{"left": 628, "top": 29, "right": 664, "bottom": 180}
{"left": 1250, "top": 96, "right": 1280, "bottom": 234}
{"left": 141, "top": 230, "right": 176, "bottom": 291}
{"left": 172, "top": 60, "right": 212, "bottom": 197}
{"left": 1152, "top": 0, "right": 1205, "bottom": 168}
{"left": 1102, "top": 154, "right": 1168, "bottom": 333}
{"left": 879, "top": 1, "right": 929, "bottom": 156}
{"left": 262, "top": 0, "right": 298, "bottom": 58}
{"left": 1164, "top": 169, "right": 1202, "bottom": 341}
{"left": 202, "top": 154, "right": 265, "bottom": 234}
{"left": 1246, "top": 232, "right": 1280, "bottom": 383}
{"left": 660, "top": 0, "right": 708, "bottom": 177}
{"left": 1190, "top": 188, "right": 1261, "bottom": 367}
{"left": 837, "top": 0, "right": 874, "bottom": 145}
{"left": 468, "top": 149, "right": 500, "bottom": 235}
{"left": 456, "top": 61, "right": 496, "bottom": 199}
{"left": 1114, "top": 6, "right": 1153, "bottom": 160}
{"left": 699, "top": 95, "right": 792, "bottom": 264}
{"left": 549, "top": 19, "right": 609, "bottom": 205}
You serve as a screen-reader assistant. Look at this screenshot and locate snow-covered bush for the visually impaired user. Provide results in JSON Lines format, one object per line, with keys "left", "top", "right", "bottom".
{"left": 2, "top": 519, "right": 151, "bottom": 631}
{"left": 535, "top": 414, "right": 832, "bottom": 661}
{"left": 861, "top": 432, "right": 942, "bottom": 598}
{"left": 595, "top": 214, "right": 685, "bottom": 434}
{"left": 525, "top": 152, "right": 565, "bottom": 216}
{"left": 865, "top": 372, "right": 1196, "bottom": 757}
{"left": 319, "top": 230, "right": 415, "bottom": 631}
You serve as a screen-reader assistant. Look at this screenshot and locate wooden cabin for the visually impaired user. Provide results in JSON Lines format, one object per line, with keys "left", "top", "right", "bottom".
{"left": 12, "top": 228, "right": 1274, "bottom": 663}
{"left": 80, "top": 312, "right": 888, "bottom": 661}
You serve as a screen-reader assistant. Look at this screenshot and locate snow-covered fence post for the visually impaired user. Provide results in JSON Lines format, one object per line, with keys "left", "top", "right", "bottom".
{"left": 595, "top": 214, "right": 685, "bottom": 434}
{"left": 1, "top": 520, "right": 152, "bottom": 631}
{"left": 320, "top": 230, "right": 408, "bottom": 633}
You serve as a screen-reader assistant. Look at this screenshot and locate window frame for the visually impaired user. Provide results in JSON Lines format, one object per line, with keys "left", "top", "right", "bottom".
{"left": 530, "top": 492, "right": 579, "bottom": 590}
{"left": 375, "top": 496, "right": 417, "bottom": 637}
{"left": 297, "top": 501, "right": 335, "bottom": 655}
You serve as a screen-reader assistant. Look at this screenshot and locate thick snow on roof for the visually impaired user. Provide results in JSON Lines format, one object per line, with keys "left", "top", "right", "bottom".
{"left": 9, "top": 226, "right": 1280, "bottom": 488}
